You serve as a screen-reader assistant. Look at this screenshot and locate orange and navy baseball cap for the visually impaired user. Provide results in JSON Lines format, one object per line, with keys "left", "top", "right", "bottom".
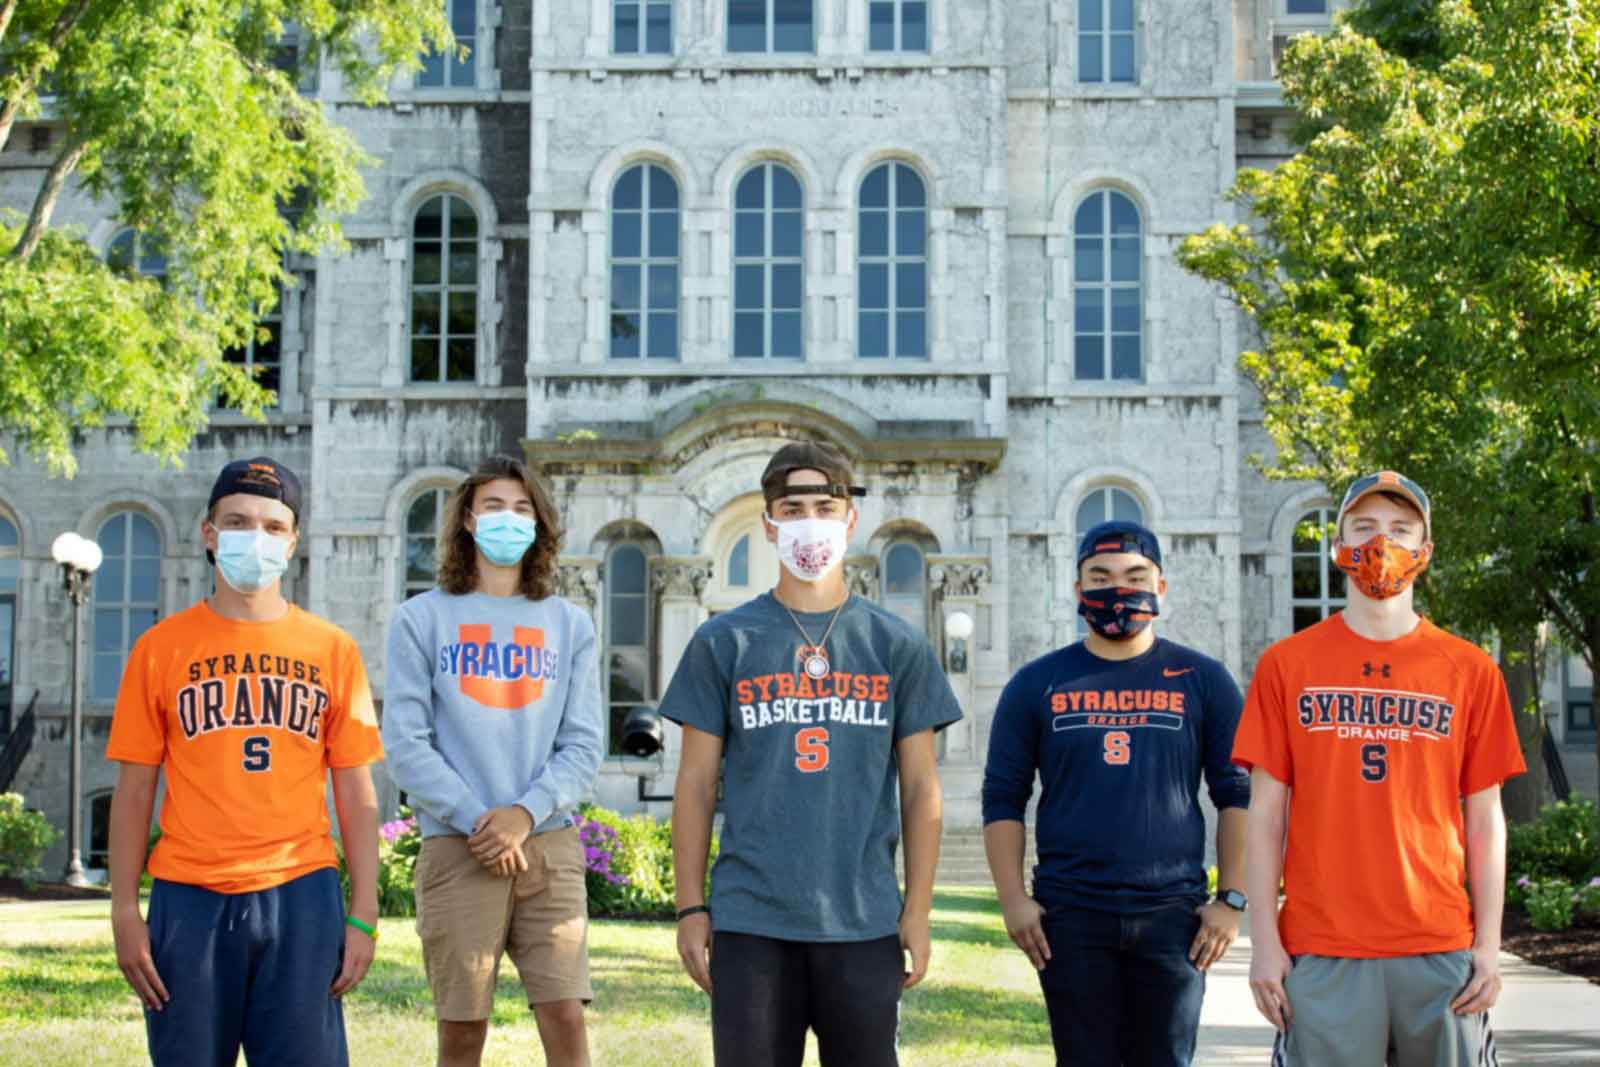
{"left": 209, "top": 456, "right": 303, "bottom": 523}
{"left": 1336, "top": 470, "right": 1431, "bottom": 540}
{"left": 1077, "top": 521, "right": 1162, "bottom": 570}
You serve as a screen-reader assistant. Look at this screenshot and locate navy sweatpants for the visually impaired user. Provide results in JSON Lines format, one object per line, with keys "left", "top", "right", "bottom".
{"left": 145, "top": 867, "right": 348, "bottom": 1067}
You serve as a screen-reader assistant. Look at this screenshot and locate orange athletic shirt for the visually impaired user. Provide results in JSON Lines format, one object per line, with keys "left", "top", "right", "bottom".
{"left": 1232, "top": 614, "right": 1525, "bottom": 958}
{"left": 106, "top": 601, "right": 383, "bottom": 894}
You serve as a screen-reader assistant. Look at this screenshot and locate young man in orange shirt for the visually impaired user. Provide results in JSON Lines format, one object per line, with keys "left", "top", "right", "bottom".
{"left": 1233, "top": 471, "right": 1525, "bottom": 1066}
{"left": 106, "top": 457, "right": 384, "bottom": 1067}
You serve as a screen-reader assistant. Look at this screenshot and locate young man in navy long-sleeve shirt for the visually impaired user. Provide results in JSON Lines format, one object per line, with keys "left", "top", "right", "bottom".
{"left": 982, "top": 520, "right": 1250, "bottom": 1067}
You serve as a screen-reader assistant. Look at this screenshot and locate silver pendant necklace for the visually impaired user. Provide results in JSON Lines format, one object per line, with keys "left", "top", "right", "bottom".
{"left": 777, "top": 594, "right": 849, "bottom": 680}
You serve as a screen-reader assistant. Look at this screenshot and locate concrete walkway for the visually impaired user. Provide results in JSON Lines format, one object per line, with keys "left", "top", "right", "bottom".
{"left": 1196, "top": 933, "right": 1600, "bottom": 1065}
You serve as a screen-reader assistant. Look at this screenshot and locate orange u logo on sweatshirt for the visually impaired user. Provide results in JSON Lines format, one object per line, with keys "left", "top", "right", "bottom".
{"left": 441, "top": 624, "right": 549, "bottom": 709}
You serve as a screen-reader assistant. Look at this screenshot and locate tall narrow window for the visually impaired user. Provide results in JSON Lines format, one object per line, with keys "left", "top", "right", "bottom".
{"left": 1074, "top": 487, "right": 1144, "bottom": 635}
{"left": 107, "top": 230, "right": 168, "bottom": 282}
{"left": 881, "top": 542, "right": 927, "bottom": 633}
{"left": 859, "top": 162, "right": 927, "bottom": 359}
{"left": 727, "top": 534, "right": 751, "bottom": 588}
{"left": 868, "top": 0, "right": 928, "bottom": 52}
{"left": 88, "top": 791, "right": 113, "bottom": 869}
{"left": 411, "top": 194, "right": 478, "bottom": 383}
{"left": 1073, "top": 190, "right": 1142, "bottom": 381}
{"left": 1079, "top": 0, "right": 1136, "bottom": 83}
{"left": 1290, "top": 507, "right": 1344, "bottom": 632}
{"left": 0, "top": 515, "right": 16, "bottom": 736}
{"left": 1286, "top": 0, "right": 1327, "bottom": 12}
{"left": 615, "top": 0, "right": 672, "bottom": 53}
{"left": 605, "top": 544, "right": 651, "bottom": 756}
{"left": 733, "top": 164, "right": 804, "bottom": 359}
{"left": 611, "top": 164, "right": 680, "bottom": 359}
{"left": 404, "top": 489, "right": 451, "bottom": 600}
{"left": 92, "top": 513, "right": 162, "bottom": 702}
{"left": 419, "top": 0, "right": 477, "bottom": 87}
{"left": 728, "top": 0, "right": 813, "bottom": 53}
{"left": 223, "top": 281, "right": 284, "bottom": 409}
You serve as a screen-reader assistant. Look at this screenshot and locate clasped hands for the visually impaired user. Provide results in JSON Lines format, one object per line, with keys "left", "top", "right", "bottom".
{"left": 469, "top": 804, "right": 535, "bottom": 877}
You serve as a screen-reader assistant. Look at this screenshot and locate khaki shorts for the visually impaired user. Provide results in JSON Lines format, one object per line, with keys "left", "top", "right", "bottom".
{"left": 415, "top": 827, "right": 593, "bottom": 1020}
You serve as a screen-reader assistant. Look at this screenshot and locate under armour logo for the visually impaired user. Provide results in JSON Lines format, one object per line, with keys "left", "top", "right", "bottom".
{"left": 1362, "top": 662, "right": 1391, "bottom": 679}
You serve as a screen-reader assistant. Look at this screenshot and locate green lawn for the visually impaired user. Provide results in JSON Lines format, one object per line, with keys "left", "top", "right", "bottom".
{"left": 0, "top": 888, "right": 1055, "bottom": 1066}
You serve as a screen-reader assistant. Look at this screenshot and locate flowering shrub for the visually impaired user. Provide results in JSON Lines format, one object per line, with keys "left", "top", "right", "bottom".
{"left": 1512, "top": 874, "right": 1600, "bottom": 932}
{"left": 580, "top": 803, "right": 717, "bottom": 919}
{"left": 1506, "top": 797, "right": 1600, "bottom": 928}
{"left": 376, "top": 811, "right": 421, "bottom": 917}
{"left": 0, "top": 793, "right": 57, "bottom": 884}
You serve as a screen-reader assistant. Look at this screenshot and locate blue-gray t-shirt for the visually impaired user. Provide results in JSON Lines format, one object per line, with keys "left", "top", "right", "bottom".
{"left": 659, "top": 592, "right": 963, "bottom": 942}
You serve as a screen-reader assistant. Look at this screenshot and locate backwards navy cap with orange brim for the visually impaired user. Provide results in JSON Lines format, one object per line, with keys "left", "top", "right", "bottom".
{"left": 1076, "top": 520, "right": 1162, "bottom": 570}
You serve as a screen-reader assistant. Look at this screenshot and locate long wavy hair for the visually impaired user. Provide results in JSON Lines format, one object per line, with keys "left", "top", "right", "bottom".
{"left": 437, "top": 455, "right": 563, "bottom": 599}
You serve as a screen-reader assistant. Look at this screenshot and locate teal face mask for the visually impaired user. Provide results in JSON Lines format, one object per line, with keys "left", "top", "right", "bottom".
{"left": 215, "top": 529, "right": 290, "bottom": 593}
{"left": 473, "top": 510, "right": 538, "bottom": 567}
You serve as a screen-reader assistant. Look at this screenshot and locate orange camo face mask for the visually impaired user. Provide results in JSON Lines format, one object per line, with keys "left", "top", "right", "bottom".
{"left": 1333, "top": 535, "right": 1431, "bottom": 600}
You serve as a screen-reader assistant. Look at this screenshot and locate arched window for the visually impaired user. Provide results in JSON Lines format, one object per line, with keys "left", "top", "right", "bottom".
{"left": 88, "top": 790, "right": 113, "bottom": 869}
{"left": 611, "top": 164, "right": 681, "bottom": 360}
{"left": 605, "top": 543, "right": 652, "bottom": 756}
{"left": 615, "top": 0, "right": 672, "bottom": 53}
{"left": 1079, "top": 0, "right": 1136, "bottom": 83}
{"left": 92, "top": 513, "right": 162, "bottom": 702}
{"left": 403, "top": 488, "right": 452, "bottom": 600}
{"left": 419, "top": 0, "right": 477, "bottom": 87}
{"left": 859, "top": 162, "right": 927, "bottom": 359}
{"left": 733, "top": 163, "right": 804, "bottom": 359}
{"left": 107, "top": 229, "right": 168, "bottom": 281}
{"left": 728, "top": 0, "right": 813, "bottom": 52}
{"left": 410, "top": 194, "right": 478, "bottom": 383}
{"left": 881, "top": 542, "right": 927, "bottom": 633}
{"left": 0, "top": 515, "right": 16, "bottom": 735}
{"left": 869, "top": 0, "right": 928, "bottom": 51}
{"left": 1074, "top": 487, "right": 1144, "bottom": 635}
{"left": 1291, "top": 507, "right": 1344, "bottom": 632}
{"left": 727, "top": 534, "right": 751, "bottom": 588}
{"left": 1073, "top": 189, "right": 1142, "bottom": 381}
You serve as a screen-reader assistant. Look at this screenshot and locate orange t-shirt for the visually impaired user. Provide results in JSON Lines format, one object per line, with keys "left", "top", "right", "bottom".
{"left": 1232, "top": 614, "right": 1525, "bottom": 958}
{"left": 106, "top": 601, "right": 383, "bottom": 894}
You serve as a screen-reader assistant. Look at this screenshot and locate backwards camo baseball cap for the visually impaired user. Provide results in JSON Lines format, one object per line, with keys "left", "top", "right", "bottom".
{"left": 1077, "top": 520, "right": 1162, "bottom": 571}
{"left": 760, "top": 441, "right": 868, "bottom": 505}
{"left": 1336, "top": 470, "right": 1431, "bottom": 541}
{"left": 209, "top": 456, "right": 303, "bottom": 522}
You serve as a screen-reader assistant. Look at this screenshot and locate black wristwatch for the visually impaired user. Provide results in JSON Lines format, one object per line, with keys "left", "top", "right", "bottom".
{"left": 1215, "top": 889, "right": 1247, "bottom": 911}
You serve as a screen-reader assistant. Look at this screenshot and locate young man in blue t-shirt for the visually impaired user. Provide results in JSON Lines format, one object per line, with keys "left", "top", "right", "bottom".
{"left": 982, "top": 520, "right": 1250, "bottom": 1067}
{"left": 662, "top": 440, "right": 963, "bottom": 1067}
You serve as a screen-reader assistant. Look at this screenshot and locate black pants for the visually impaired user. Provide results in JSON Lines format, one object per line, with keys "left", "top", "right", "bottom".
{"left": 710, "top": 931, "right": 904, "bottom": 1067}
{"left": 1037, "top": 903, "right": 1206, "bottom": 1067}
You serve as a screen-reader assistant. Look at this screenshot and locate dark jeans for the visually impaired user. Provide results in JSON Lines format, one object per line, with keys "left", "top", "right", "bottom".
{"left": 1037, "top": 902, "right": 1205, "bottom": 1067}
{"left": 709, "top": 930, "right": 904, "bottom": 1067}
{"left": 145, "top": 868, "right": 348, "bottom": 1067}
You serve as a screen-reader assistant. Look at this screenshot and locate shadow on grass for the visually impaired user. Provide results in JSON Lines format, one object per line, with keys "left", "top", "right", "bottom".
{"left": 1, "top": 943, "right": 137, "bottom": 1021}
{"left": 906, "top": 979, "right": 1050, "bottom": 1049}
{"left": 932, "top": 889, "right": 1002, "bottom": 916}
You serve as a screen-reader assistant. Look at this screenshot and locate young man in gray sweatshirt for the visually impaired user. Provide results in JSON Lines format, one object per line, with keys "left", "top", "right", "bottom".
{"left": 382, "top": 455, "right": 604, "bottom": 1067}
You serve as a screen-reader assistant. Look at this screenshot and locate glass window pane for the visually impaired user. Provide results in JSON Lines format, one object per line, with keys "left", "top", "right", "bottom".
{"left": 407, "top": 537, "right": 437, "bottom": 582}
{"left": 772, "top": 264, "right": 802, "bottom": 309}
{"left": 860, "top": 264, "right": 889, "bottom": 310}
{"left": 1293, "top": 607, "right": 1323, "bottom": 633}
{"left": 729, "top": 535, "right": 750, "bottom": 586}
{"left": 449, "top": 198, "right": 478, "bottom": 238}
{"left": 129, "top": 608, "right": 157, "bottom": 645}
{"left": 95, "top": 560, "right": 124, "bottom": 604}
{"left": 1110, "top": 489, "right": 1142, "bottom": 522}
{"left": 735, "top": 212, "right": 764, "bottom": 257}
{"left": 772, "top": 212, "right": 803, "bottom": 258}
{"left": 771, "top": 312, "right": 803, "bottom": 357}
{"left": 613, "top": 266, "right": 642, "bottom": 311}
{"left": 613, "top": 213, "right": 642, "bottom": 258}
{"left": 610, "top": 600, "right": 647, "bottom": 649}
{"left": 773, "top": 0, "right": 812, "bottom": 51}
{"left": 450, "top": 51, "right": 473, "bottom": 86}
{"left": 614, "top": 166, "right": 643, "bottom": 209}
{"left": 1292, "top": 511, "right": 1322, "bottom": 550}
{"left": 93, "top": 654, "right": 122, "bottom": 703}
{"left": 896, "top": 311, "right": 926, "bottom": 357}
{"left": 1328, "top": 567, "right": 1347, "bottom": 599}
{"left": 728, "top": 0, "right": 767, "bottom": 51}
{"left": 412, "top": 292, "right": 442, "bottom": 336}
{"left": 1075, "top": 192, "right": 1104, "bottom": 234}
{"left": 1293, "top": 556, "right": 1321, "bottom": 599}
{"left": 1110, "top": 33, "right": 1136, "bottom": 81}
{"left": 1075, "top": 334, "right": 1104, "bottom": 379}
{"left": 446, "top": 339, "right": 475, "bottom": 381}
{"left": 609, "top": 545, "right": 646, "bottom": 594}
{"left": 412, "top": 338, "right": 439, "bottom": 380}
{"left": 861, "top": 164, "right": 889, "bottom": 207}
{"left": 453, "top": 0, "right": 476, "bottom": 32}
{"left": 93, "top": 609, "right": 123, "bottom": 653}
{"left": 130, "top": 563, "right": 159, "bottom": 605}
{"left": 646, "top": 5, "right": 671, "bottom": 52}
{"left": 1075, "top": 287, "right": 1105, "bottom": 334}
{"left": 860, "top": 311, "right": 889, "bottom": 358}
{"left": 1111, "top": 335, "right": 1141, "bottom": 380}
{"left": 1075, "top": 238, "right": 1104, "bottom": 283}
{"left": 1079, "top": 0, "right": 1104, "bottom": 31}
{"left": 448, "top": 248, "right": 476, "bottom": 285}
{"left": 1110, "top": 0, "right": 1134, "bottom": 32}
{"left": 0, "top": 560, "right": 15, "bottom": 595}
{"left": 869, "top": 2, "right": 895, "bottom": 50}
{"left": 648, "top": 168, "right": 678, "bottom": 208}
{"left": 1076, "top": 492, "right": 1107, "bottom": 532}
{"left": 408, "top": 493, "right": 439, "bottom": 535}
{"left": 886, "top": 544, "right": 923, "bottom": 594}
{"left": 903, "top": 2, "right": 927, "bottom": 49}
{"left": 611, "top": 312, "right": 642, "bottom": 357}
{"left": 97, "top": 515, "right": 127, "bottom": 557}
{"left": 616, "top": 5, "right": 640, "bottom": 52}
{"left": 414, "top": 243, "right": 442, "bottom": 285}
{"left": 1109, "top": 193, "right": 1140, "bottom": 235}
{"left": 860, "top": 211, "right": 889, "bottom": 257}
{"left": 131, "top": 516, "right": 160, "bottom": 558}
{"left": 646, "top": 313, "right": 677, "bottom": 358}
{"left": 895, "top": 211, "right": 926, "bottom": 257}
{"left": 1111, "top": 237, "right": 1140, "bottom": 282}
{"left": 0, "top": 519, "right": 16, "bottom": 547}
{"left": 735, "top": 265, "right": 765, "bottom": 310}
{"left": 770, "top": 168, "right": 802, "bottom": 210}
{"left": 896, "top": 262, "right": 925, "bottom": 309}
{"left": 736, "top": 169, "right": 766, "bottom": 209}
{"left": 1287, "top": 0, "right": 1326, "bottom": 13}
{"left": 447, "top": 292, "right": 477, "bottom": 336}
{"left": 734, "top": 313, "right": 765, "bottom": 357}
{"left": 1079, "top": 33, "right": 1103, "bottom": 81}
{"left": 648, "top": 211, "right": 679, "bottom": 258}
{"left": 895, "top": 164, "right": 926, "bottom": 207}
{"left": 648, "top": 265, "right": 677, "bottom": 310}
{"left": 414, "top": 197, "right": 444, "bottom": 238}
{"left": 417, "top": 52, "right": 445, "bottom": 87}
{"left": 1111, "top": 287, "right": 1140, "bottom": 332}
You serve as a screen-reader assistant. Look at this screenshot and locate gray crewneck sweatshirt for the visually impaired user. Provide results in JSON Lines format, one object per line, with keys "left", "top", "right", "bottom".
{"left": 382, "top": 589, "right": 604, "bottom": 838}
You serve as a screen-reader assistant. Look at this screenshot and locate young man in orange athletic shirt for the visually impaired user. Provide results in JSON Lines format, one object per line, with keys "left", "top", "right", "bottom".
{"left": 1233, "top": 471, "right": 1525, "bottom": 1066}
{"left": 106, "top": 457, "right": 383, "bottom": 1067}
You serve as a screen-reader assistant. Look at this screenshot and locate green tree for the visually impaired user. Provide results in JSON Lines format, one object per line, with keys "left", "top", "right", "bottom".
{"left": 1178, "top": 0, "right": 1600, "bottom": 810}
{"left": 0, "top": 0, "right": 453, "bottom": 475}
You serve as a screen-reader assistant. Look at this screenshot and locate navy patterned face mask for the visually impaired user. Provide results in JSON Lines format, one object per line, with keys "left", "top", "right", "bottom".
{"left": 1077, "top": 586, "right": 1160, "bottom": 640}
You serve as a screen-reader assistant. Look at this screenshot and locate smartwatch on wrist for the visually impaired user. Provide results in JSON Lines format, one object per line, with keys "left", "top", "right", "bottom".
{"left": 676, "top": 904, "right": 710, "bottom": 921}
{"left": 1215, "top": 889, "right": 1248, "bottom": 912}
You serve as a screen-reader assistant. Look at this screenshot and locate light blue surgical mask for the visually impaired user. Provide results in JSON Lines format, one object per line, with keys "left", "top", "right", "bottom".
{"left": 473, "top": 510, "right": 538, "bottom": 567}
{"left": 215, "top": 529, "right": 290, "bottom": 594}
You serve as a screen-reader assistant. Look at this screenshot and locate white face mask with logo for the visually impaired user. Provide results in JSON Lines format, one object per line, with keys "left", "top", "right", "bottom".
{"left": 766, "top": 515, "right": 850, "bottom": 583}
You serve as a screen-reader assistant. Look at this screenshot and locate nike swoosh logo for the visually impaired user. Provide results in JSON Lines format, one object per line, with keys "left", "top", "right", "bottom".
{"left": 1163, "top": 668, "right": 1195, "bottom": 678}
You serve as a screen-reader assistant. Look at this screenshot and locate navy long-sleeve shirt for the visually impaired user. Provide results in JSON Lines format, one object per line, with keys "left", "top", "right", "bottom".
{"left": 982, "top": 637, "right": 1250, "bottom": 913}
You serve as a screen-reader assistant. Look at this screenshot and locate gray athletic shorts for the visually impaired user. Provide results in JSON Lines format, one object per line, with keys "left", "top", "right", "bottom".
{"left": 1270, "top": 951, "right": 1498, "bottom": 1067}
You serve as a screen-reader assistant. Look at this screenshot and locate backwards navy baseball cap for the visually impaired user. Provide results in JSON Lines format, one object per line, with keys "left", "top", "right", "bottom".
{"left": 1077, "top": 520, "right": 1162, "bottom": 571}
{"left": 209, "top": 456, "right": 303, "bottom": 523}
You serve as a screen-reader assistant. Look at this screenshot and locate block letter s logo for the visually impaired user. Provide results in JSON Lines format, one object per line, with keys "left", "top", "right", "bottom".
{"left": 795, "top": 727, "right": 830, "bottom": 773}
{"left": 242, "top": 735, "right": 271, "bottom": 773}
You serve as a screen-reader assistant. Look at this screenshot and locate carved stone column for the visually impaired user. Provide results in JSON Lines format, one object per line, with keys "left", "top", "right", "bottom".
{"left": 844, "top": 556, "right": 880, "bottom": 600}
{"left": 650, "top": 555, "right": 713, "bottom": 700}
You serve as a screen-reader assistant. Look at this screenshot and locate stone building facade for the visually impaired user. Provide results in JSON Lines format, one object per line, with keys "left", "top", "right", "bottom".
{"left": 10, "top": 0, "right": 1583, "bottom": 876}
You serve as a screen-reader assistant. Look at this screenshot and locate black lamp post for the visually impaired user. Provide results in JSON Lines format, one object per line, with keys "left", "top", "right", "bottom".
{"left": 51, "top": 531, "right": 102, "bottom": 887}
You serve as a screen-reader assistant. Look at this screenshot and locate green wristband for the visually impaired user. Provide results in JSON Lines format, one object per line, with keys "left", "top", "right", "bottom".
{"left": 345, "top": 915, "right": 379, "bottom": 941}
